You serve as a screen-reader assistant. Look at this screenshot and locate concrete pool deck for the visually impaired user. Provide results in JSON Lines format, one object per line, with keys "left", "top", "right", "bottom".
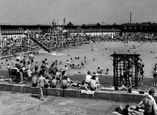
{"left": 0, "top": 81, "right": 154, "bottom": 104}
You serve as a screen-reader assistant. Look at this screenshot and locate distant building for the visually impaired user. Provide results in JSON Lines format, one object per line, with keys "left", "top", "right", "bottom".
{"left": 121, "top": 23, "right": 157, "bottom": 35}
{"left": 0, "top": 22, "right": 157, "bottom": 39}
{"left": 0, "top": 24, "right": 51, "bottom": 39}
{"left": 64, "top": 24, "right": 121, "bottom": 37}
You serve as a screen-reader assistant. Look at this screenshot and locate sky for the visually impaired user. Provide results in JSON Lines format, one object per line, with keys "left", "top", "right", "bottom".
{"left": 0, "top": 0, "right": 157, "bottom": 25}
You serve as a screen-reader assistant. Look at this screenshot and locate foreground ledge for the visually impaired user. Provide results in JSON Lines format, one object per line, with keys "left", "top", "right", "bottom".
{"left": 0, "top": 82, "right": 146, "bottom": 103}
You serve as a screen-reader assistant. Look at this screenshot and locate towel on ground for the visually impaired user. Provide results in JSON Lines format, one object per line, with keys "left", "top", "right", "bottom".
{"left": 81, "top": 90, "right": 95, "bottom": 95}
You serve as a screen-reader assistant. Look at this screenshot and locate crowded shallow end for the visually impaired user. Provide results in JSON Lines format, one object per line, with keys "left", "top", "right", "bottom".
{"left": 0, "top": 41, "right": 157, "bottom": 93}
{"left": 1, "top": 41, "right": 157, "bottom": 77}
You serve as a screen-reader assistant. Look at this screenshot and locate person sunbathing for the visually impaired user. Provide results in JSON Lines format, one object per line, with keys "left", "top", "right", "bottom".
{"left": 78, "top": 80, "right": 88, "bottom": 91}
{"left": 114, "top": 104, "right": 141, "bottom": 115}
{"left": 118, "top": 83, "right": 129, "bottom": 91}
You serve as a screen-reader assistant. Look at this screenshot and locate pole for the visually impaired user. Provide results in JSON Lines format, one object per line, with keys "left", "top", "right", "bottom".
{"left": 0, "top": 26, "right": 2, "bottom": 48}
{"left": 63, "top": 18, "right": 66, "bottom": 26}
{"left": 130, "top": 12, "right": 132, "bottom": 24}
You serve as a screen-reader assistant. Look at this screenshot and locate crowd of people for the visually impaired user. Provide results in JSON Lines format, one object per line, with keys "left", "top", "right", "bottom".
{"left": 88, "top": 32, "right": 157, "bottom": 42}
{"left": 0, "top": 31, "right": 90, "bottom": 56}
{"left": 2, "top": 31, "right": 156, "bottom": 91}
{"left": 1, "top": 31, "right": 157, "bottom": 56}
{"left": 1, "top": 30, "right": 157, "bottom": 114}
{"left": 5, "top": 51, "right": 157, "bottom": 114}
{"left": 119, "top": 58, "right": 145, "bottom": 88}
{"left": 115, "top": 89, "right": 157, "bottom": 115}
{"left": 5, "top": 52, "right": 105, "bottom": 101}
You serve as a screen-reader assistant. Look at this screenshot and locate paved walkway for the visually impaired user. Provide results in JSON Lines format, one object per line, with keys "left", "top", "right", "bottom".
{"left": 0, "top": 91, "right": 141, "bottom": 115}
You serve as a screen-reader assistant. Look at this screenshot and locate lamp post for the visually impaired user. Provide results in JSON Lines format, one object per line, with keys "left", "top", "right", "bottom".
{"left": 100, "top": 27, "right": 102, "bottom": 36}
{"left": 111, "top": 28, "right": 115, "bottom": 39}
{"left": 90, "top": 28, "right": 92, "bottom": 36}
{"left": 24, "top": 29, "right": 31, "bottom": 52}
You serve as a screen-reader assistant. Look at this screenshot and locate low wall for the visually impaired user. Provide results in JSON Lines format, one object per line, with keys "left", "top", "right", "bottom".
{"left": 0, "top": 82, "right": 146, "bottom": 103}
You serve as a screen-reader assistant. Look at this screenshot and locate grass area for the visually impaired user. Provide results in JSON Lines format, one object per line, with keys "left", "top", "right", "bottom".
{"left": 0, "top": 91, "right": 138, "bottom": 115}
